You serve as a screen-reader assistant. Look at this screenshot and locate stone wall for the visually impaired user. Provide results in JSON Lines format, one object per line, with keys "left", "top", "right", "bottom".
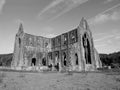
{"left": 12, "top": 18, "right": 102, "bottom": 71}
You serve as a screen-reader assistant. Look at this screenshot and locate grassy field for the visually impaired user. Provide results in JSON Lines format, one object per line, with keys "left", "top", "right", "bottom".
{"left": 0, "top": 70, "right": 120, "bottom": 90}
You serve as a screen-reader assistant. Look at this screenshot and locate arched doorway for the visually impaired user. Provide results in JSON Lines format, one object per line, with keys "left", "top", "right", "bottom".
{"left": 82, "top": 34, "right": 92, "bottom": 64}
{"left": 42, "top": 58, "right": 46, "bottom": 66}
{"left": 31, "top": 58, "right": 36, "bottom": 66}
{"left": 55, "top": 51, "right": 59, "bottom": 71}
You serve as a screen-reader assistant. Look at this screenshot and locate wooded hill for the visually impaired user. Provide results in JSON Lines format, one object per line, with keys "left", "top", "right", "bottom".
{"left": 100, "top": 51, "right": 120, "bottom": 67}
{"left": 0, "top": 53, "right": 13, "bottom": 67}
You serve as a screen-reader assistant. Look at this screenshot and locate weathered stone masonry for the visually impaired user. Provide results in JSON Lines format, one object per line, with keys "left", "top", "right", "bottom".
{"left": 11, "top": 18, "right": 102, "bottom": 71}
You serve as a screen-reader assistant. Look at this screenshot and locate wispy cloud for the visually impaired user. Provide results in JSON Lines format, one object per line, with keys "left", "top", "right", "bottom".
{"left": 106, "top": 0, "right": 113, "bottom": 2}
{"left": 40, "top": 26, "right": 56, "bottom": 38}
{"left": 89, "top": 3, "right": 120, "bottom": 25}
{"left": 94, "top": 30, "right": 120, "bottom": 43}
{"left": 104, "top": 0, "right": 119, "bottom": 4}
{"left": 94, "top": 33, "right": 107, "bottom": 37}
{"left": 94, "top": 32, "right": 120, "bottom": 53}
{"left": 38, "top": 0, "right": 88, "bottom": 21}
{"left": 95, "top": 44, "right": 107, "bottom": 48}
{"left": 0, "top": 0, "right": 5, "bottom": 14}
{"left": 90, "top": 11, "right": 120, "bottom": 25}
{"left": 104, "top": 0, "right": 114, "bottom": 4}
{"left": 44, "top": 34, "right": 56, "bottom": 38}
{"left": 14, "top": 19, "right": 24, "bottom": 24}
{"left": 94, "top": 35, "right": 114, "bottom": 42}
{"left": 114, "top": 33, "right": 120, "bottom": 39}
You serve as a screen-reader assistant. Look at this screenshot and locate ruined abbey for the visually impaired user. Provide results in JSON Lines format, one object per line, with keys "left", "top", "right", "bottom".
{"left": 11, "top": 18, "right": 102, "bottom": 71}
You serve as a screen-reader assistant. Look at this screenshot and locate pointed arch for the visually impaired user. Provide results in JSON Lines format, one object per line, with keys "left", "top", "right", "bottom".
{"left": 75, "top": 53, "right": 79, "bottom": 65}
{"left": 63, "top": 52, "right": 67, "bottom": 66}
{"left": 31, "top": 58, "right": 36, "bottom": 66}
{"left": 82, "top": 33, "right": 92, "bottom": 64}
{"left": 42, "top": 57, "right": 47, "bottom": 66}
{"left": 19, "top": 38, "right": 21, "bottom": 48}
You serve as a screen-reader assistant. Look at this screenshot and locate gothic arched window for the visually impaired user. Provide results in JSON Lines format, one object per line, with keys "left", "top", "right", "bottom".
{"left": 82, "top": 33, "right": 92, "bottom": 64}
{"left": 75, "top": 53, "right": 79, "bottom": 65}
{"left": 63, "top": 52, "right": 67, "bottom": 66}
{"left": 19, "top": 38, "right": 21, "bottom": 48}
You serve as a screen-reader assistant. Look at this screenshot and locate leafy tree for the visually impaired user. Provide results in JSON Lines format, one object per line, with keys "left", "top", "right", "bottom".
{"left": 99, "top": 51, "right": 120, "bottom": 68}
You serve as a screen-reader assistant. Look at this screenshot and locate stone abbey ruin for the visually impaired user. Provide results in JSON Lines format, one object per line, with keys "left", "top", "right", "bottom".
{"left": 11, "top": 18, "right": 102, "bottom": 71}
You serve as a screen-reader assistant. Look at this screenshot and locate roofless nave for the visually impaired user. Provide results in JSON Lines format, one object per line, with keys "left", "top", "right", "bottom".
{"left": 11, "top": 18, "right": 102, "bottom": 71}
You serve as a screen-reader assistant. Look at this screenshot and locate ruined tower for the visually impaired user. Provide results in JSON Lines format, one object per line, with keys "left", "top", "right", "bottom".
{"left": 11, "top": 18, "right": 102, "bottom": 71}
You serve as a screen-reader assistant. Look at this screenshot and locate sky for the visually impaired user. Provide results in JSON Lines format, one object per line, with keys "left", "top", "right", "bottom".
{"left": 0, "top": 0, "right": 120, "bottom": 54}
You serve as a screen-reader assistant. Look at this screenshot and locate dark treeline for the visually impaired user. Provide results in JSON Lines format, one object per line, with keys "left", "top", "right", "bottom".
{"left": 100, "top": 51, "right": 120, "bottom": 68}
{"left": 0, "top": 53, "right": 13, "bottom": 67}
{"left": 0, "top": 52, "right": 120, "bottom": 68}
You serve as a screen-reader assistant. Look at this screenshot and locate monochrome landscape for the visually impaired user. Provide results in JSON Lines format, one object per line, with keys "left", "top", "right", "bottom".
{"left": 0, "top": 0, "right": 120, "bottom": 90}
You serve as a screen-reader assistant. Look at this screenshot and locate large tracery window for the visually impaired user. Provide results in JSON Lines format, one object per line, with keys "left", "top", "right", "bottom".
{"left": 82, "top": 33, "right": 92, "bottom": 64}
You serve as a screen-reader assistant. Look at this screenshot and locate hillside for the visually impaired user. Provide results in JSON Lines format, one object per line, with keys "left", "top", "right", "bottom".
{"left": 0, "top": 53, "right": 13, "bottom": 67}
{"left": 100, "top": 51, "right": 120, "bottom": 67}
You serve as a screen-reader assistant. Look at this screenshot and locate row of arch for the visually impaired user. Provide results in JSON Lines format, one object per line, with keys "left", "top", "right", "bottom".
{"left": 22, "top": 32, "right": 92, "bottom": 71}
{"left": 28, "top": 33, "right": 92, "bottom": 68}
{"left": 30, "top": 51, "right": 79, "bottom": 71}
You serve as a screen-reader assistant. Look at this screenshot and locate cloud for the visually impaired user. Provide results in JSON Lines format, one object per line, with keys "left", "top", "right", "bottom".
{"left": 90, "top": 11, "right": 120, "bottom": 25}
{"left": 41, "top": 26, "right": 55, "bottom": 33}
{"left": 104, "top": 0, "right": 114, "bottom": 3}
{"left": 38, "top": 0, "right": 88, "bottom": 21}
{"left": 94, "top": 33, "right": 107, "bottom": 37}
{"left": 103, "top": 0, "right": 119, "bottom": 4}
{"left": 90, "top": 14, "right": 110, "bottom": 24}
{"left": 40, "top": 26, "right": 57, "bottom": 38}
{"left": 0, "top": 0, "right": 5, "bottom": 14}
{"left": 104, "top": 0, "right": 119, "bottom": 4}
{"left": 14, "top": 19, "right": 24, "bottom": 24}
{"left": 115, "top": 36, "right": 120, "bottom": 39}
{"left": 89, "top": 3, "right": 120, "bottom": 25}
{"left": 94, "top": 32, "right": 120, "bottom": 53}
{"left": 94, "top": 30, "right": 120, "bottom": 47}
{"left": 106, "top": 0, "right": 113, "bottom": 2}
{"left": 114, "top": 33, "right": 120, "bottom": 39}
{"left": 94, "top": 35, "right": 114, "bottom": 42}
{"left": 44, "top": 34, "right": 56, "bottom": 38}
{"left": 95, "top": 44, "right": 107, "bottom": 48}
{"left": 110, "top": 11, "right": 120, "bottom": 20}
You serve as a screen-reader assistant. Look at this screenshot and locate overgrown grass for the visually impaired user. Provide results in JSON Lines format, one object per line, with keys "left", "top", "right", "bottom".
{"left": 115, "top": 78, "right": 120, "bottom": 82}
{"left": 18, "top": 73, "right": 25, "bottom": 78}
{"left": 0, "top": 72, "right": 6, "bottom": 84}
